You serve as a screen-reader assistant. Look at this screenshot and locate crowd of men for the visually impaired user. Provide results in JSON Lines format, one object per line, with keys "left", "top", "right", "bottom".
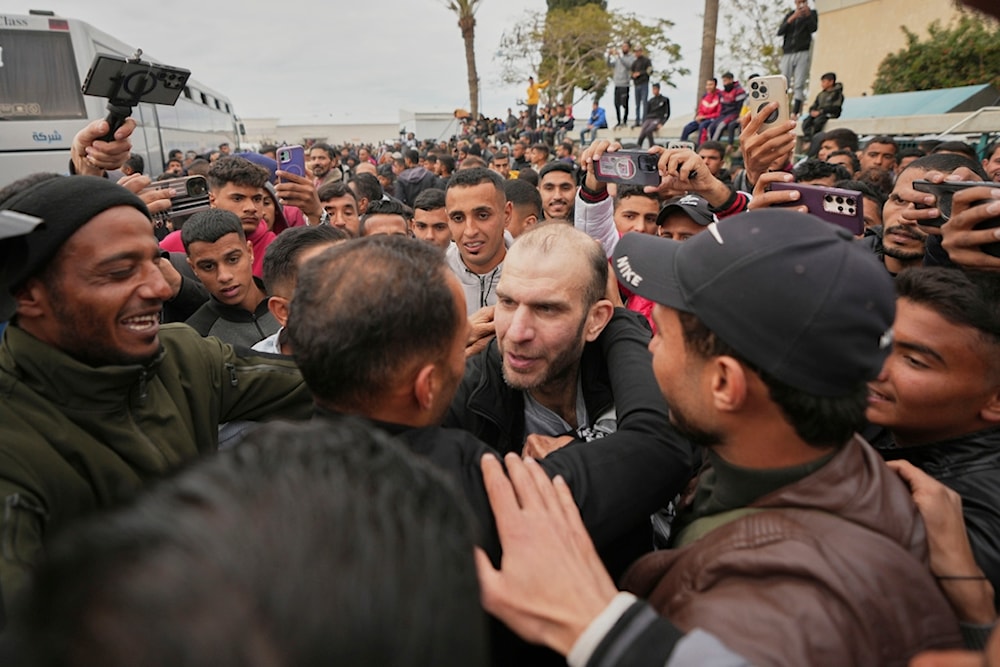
{"left": 1, "top": 1, "right": 1000, "bottom": 662}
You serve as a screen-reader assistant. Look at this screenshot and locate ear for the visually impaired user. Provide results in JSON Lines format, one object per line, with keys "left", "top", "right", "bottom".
{"left": 208, "top": 191, "right": 217, "bottom": 208}
{"left": 503, "top": 200, "right": 513, "bottom": 229}
{"left": 979, "top": 388, "right": 1000, "bottom": 425}
{"left": 413, "top": 363, "right": 440, "bottom": 413}
{"left": 268, "top": 295, "right": 290, "bottom": 328}
{"left": 583, "top": 299, "right": 615, "bottom": 342}
{"left": 246, "top": 239, "right": 254, "bottom": 262}
{"left": 524, "top": 214, "right": 539, "bottom": 230}
{"left": 12, "top": 278, "right": 49, "bottom": 320}
{"left": 709, "top": 356, "right": 749, "bottom": 413}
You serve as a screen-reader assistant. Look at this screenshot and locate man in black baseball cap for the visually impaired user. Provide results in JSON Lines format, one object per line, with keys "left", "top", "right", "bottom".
{"left": 0, "top": 173, "right": 311, "bottom": 621}
{"left": 655, "top": 193, "right": 716, "bottom": 241}
{"left": 475, "top": 209, "right": 963, "bottom": 665}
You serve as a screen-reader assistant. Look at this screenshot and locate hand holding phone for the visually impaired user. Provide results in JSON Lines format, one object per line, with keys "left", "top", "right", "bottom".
{"left": 771, "top": 182, "right": 864, "bottom": 235}
{"left": 277, "top": 146, "right": 307, "bottom": 180}
{"left": 747, "top": 75, "right": 790, "bottom": 134}
{"left": 911, "top": 180, "right": 1000, "bottom": 228}
{"left": 594, "top": 150, "right": 660, "bottom": 187}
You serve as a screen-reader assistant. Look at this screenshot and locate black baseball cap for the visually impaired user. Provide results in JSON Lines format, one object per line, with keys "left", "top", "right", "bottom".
{"left": 657, "top": 194, "right": 717, "bottom": 228}
{"left": 613, "top": 210, "right": 895, "bottom": 396}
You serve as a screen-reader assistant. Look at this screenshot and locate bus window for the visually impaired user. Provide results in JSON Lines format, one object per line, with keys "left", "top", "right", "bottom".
{"left": 0, "top": 29, "right": 86, "bottom": 120}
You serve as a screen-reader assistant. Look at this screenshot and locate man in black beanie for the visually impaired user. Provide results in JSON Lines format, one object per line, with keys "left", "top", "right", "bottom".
{"left": 0, "top": 173, "right": 311, "bottom": 624}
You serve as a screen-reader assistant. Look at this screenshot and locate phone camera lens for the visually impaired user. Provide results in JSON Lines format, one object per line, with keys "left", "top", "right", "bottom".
{"left": 824, "top": 195, "right": 832, "bottom": 203}
{"left": 760, "top": 86, "right": 768, "bottom": 94}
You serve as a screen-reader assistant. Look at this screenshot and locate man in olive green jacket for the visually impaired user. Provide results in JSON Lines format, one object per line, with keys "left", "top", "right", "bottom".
{"left": 0, "top": 172, "right": 311, "bottom": 623}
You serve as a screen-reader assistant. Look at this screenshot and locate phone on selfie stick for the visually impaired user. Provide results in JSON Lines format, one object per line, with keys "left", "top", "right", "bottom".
{"left": 81, "top": 50, "right": 191, "bottom": 142}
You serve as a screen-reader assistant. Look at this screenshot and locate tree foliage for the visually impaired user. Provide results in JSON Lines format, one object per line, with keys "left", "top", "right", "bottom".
{"left": 497, "top": 5, "right": 688, "bottom": 105}
{"left": 873, "top": 13, "right": 1000, "bottom": 93}
{"left": 717, "top": 0, "right": 786, "bottom": 79}
{"left": 546, "top": 0, "right": 606, "bottom": 9}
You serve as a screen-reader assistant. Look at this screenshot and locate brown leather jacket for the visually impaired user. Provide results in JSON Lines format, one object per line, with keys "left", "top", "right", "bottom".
{"left": 621, "top": 436, "right": 962, "bottom": 666}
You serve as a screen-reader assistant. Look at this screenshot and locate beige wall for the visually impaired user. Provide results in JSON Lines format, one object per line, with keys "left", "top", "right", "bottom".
{"left": 809, "top": 0, "right": 963, "bottom": 99}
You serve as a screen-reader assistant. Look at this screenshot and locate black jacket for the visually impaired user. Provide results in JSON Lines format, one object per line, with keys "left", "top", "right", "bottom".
{"left": 394, "top": 166, "right": 440, "bottom": 208}
{"left": 809, "top": 82, "right": 844, "bottom": 118}
{"left": 777, "top": 8, "right": 818, "bottom": 53}
{"left": 314, "top": 402, "right": 696, "bottom": 666}
{"left": 645, "top": 94, "right": 671, "bottom": 123}
{"left": 631, "top": 56, "right": 653, "bottom": 86}
{"left": 875, "top": 426, "right": 1000, "bottom": 609}
{"left": 185, "top": 278, "right": 280, "bottom": 348}
{"left": 446, "top": 309, "right": 665, "bottom": 454}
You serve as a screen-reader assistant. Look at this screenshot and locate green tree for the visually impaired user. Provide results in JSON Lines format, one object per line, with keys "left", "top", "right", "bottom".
{"left": 546, "top": 0, "right": 606, "bottom": 10}
{"left": 444, "top": 0, "right": 483, "bottom": 118}
{"left": 873, "top": 13, "right": 1000, "bottom": 93}
{"left": 498, "top": 5, "right": 687, "bottom": 106}
{"left": 718, "top": 0, "right": 786, "bottom": 79}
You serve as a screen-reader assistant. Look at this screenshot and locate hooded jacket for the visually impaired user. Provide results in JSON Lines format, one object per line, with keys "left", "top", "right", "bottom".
{"left": 445, "top": 244, "right": 503, "bottom": 315}
{"left": 394, "top": 166, "right": 440, "bottom": 208}
{"left": 810, "top": 81, "right": 844, "bottom": 118}
{"left": 0, "top": 324, "right": 311, "bottom": 617}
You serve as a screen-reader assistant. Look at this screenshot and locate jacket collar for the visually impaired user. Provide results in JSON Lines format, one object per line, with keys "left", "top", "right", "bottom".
{"left": 751, "top": 435, "right": 923, "bottom": 553}
{"left": 0, "top": 325, "right": 165, "bottom": 410}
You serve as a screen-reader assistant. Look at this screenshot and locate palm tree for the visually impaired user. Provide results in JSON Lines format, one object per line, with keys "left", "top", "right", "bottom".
{"left": 698, "top": 0, "right": 720, "bottom": 106}
{"left": 446, "top": 0, "right": 483, "bottom": 118}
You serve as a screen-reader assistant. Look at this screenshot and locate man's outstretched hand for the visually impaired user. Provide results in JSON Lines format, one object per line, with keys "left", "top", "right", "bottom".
{"left": 475, "top": 453, "right": 618, "bottom": 655}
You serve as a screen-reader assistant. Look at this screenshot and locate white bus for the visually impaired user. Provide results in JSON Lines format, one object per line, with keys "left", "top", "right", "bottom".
{"left": 0, "top": 10, "right": 241, "bottom": 187}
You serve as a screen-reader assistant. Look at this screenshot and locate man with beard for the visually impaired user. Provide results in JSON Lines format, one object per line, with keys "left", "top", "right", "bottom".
{"left": 866, "top": 153, "right": 987, "bottom": 275}
{"left": 287, "top": 234, "right": 694, "bottom": 663}
{"left": 445, "top": 223, "right": 663, "bottom": 464}
{"left": 308, "top": 143, "right": 343, "bottom": 188}
{"left": 0, "top": 173, "right": 311, "bottom": 620}
{"left": 538, "top": 162, "right": 576, "bottom": 221}
{"left": 473, "top": 210, "right": 963, "bottom": 666}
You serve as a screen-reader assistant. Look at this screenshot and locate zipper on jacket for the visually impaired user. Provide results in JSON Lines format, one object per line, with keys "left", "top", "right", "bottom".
{"left": 225, "top": 362, "right": 239, "bottom": 387}
{"left": 137, "top": 368, "right": 149, "bottom": 404}
{"left": 2, "top": 493, "right": 48, "bottom": 563}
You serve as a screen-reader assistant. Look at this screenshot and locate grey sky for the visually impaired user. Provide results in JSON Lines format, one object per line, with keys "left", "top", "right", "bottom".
{"left": 19, "top": 1, "right": 706, "bottom": 125}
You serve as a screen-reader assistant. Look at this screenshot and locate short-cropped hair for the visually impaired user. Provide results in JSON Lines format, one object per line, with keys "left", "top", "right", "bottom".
{"left": 181, "top": 209, "right": 245, "bottom": 252}
{"left": 413, "top": 188, "right": 446, "bottom": 211}
{"left": 503, "top": 179, "right": 542, "bottom": 217}
{"left": 318, "top": 181, "right": 357, "bottom": 203}
{"left": 262, "top": 225, "right": 348, "bottom": 295}
{"left": 11, "top": 418, "right": 486, "bottom": 667}
{"left": 445, "top": 166, "right": 505, "bottom": 196}
{"left": 287, "top": 236, "right": 461, "bottom": 411}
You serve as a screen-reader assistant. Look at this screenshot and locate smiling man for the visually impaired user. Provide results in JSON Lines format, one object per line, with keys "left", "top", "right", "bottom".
{"left": 444, "top": 168, "right": 511, "bottom": 315}
{"left": 182, "top": 209, "right": 279, "bottom": 347}
{"left": 0, "top": 174, "right": 310, "bottom": 620}
{"left": 538, "top": 161, "right": 576, "bottom": 221}
{"left": 868, "top": 267, "right": 1000, "bottom": 609}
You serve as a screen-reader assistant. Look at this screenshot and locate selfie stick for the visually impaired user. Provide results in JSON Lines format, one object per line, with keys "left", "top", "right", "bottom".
{"left": 99, "top": 49, "right": 148, "bottom": 142}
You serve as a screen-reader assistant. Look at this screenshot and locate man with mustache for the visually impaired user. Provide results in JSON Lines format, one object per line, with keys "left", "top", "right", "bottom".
{"left": 868, "top": 153, "right": 988, "bottom": 275}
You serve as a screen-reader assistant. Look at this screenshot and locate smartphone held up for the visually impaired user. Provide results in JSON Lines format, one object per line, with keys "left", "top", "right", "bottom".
{"left": 594, "top": 150, "right": 660, "bottom": 187}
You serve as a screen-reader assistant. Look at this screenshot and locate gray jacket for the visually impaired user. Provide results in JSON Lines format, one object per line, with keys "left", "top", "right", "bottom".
{"left": 610, "top": 52, "right": 636, "bottom": 87}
